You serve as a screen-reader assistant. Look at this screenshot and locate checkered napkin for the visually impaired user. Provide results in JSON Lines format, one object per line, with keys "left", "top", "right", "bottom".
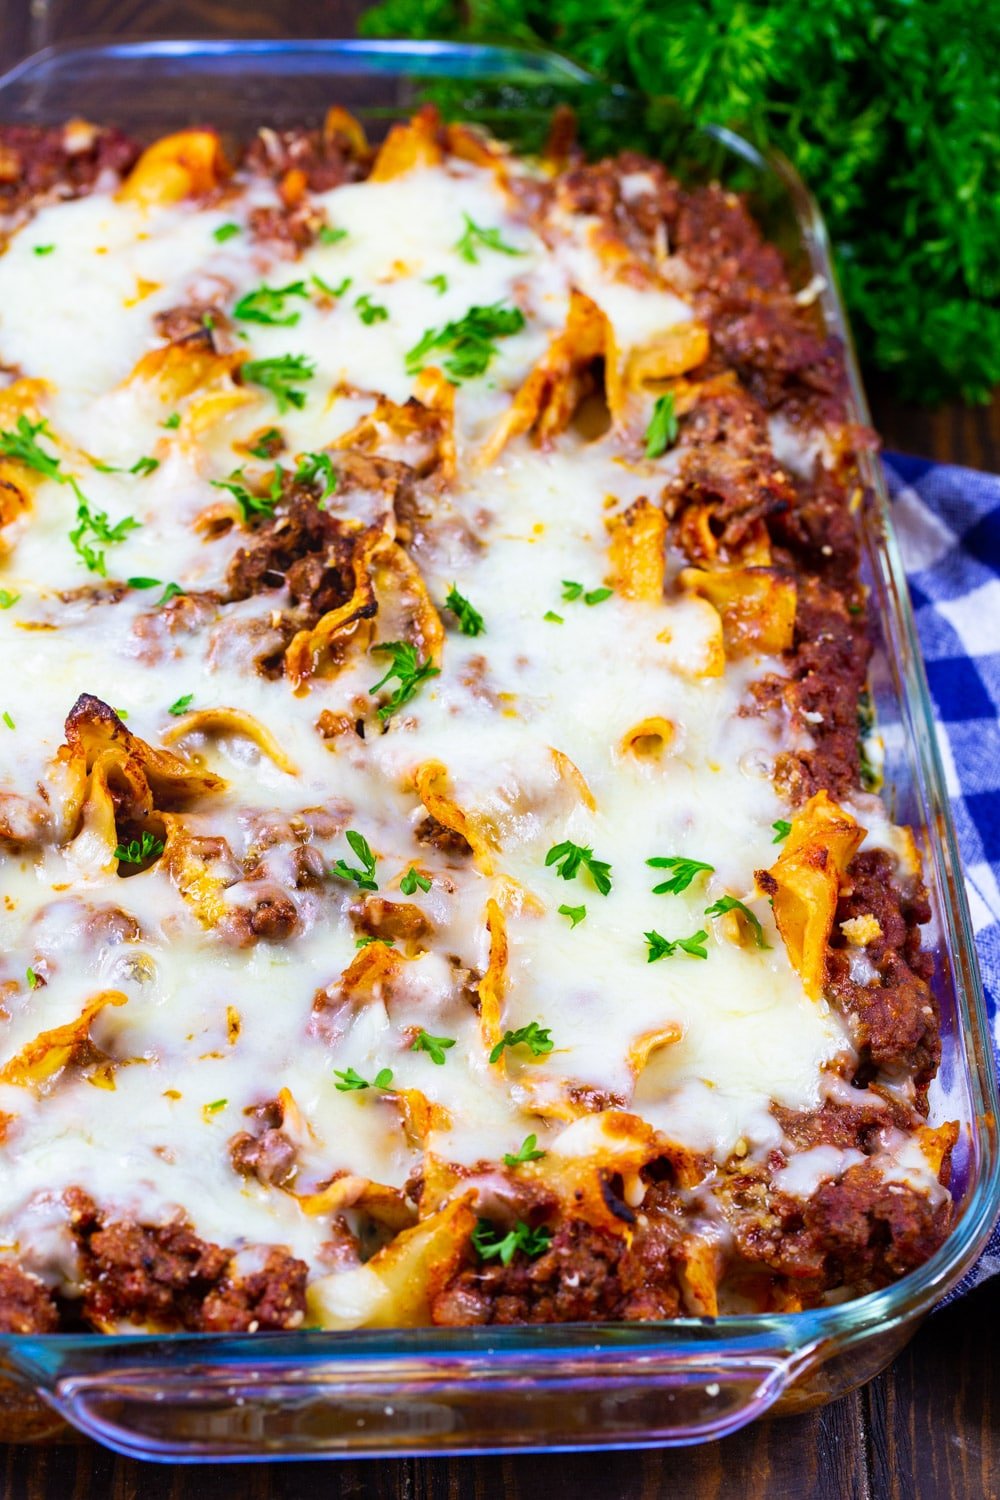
{"left": 883, "top": 453, "right": 1000, "bottom": 1297}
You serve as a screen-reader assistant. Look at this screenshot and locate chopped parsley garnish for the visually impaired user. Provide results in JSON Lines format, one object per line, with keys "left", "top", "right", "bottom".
{"left": 293, "top": 451, "right": 337, "bottom": 502}
{"left": 444, "top": 584, "right": 485, "bottom": 636}
{"left": 0, "top": 591, "right": 19, "bottom": 609}
{"left": 558, "top": 903, "right": 587, "bottom": 927}
{"left": 0, "top": 415, "right": 64, "bottom": 482}
{"left": 545, "top": 840, "right": 612, "bottom": 895}
{"left": 330, "top": 830, "right": 379, "bottom": 891}
{"left": 242, "top": 354, "right": 315, "bottom": 413}
{"left": 772, "top": 820, "right": 792, "bottom": 843}
{"left": 405, "top": 302, "right": 525, "bottom": 383}
{"left": 503, "top": 1134, "right": 546, "bottom": 1168}
{"left": 114, "top": 831, "right": 165, "bottom": 865}
{"left": 233, "top": 280, "right": 309, "bottom": 327}
{"left": 646, "top": 856, "right": 715, "bottom": 896}
{"left": 355, "top": 293, "right": 389, "bottom": 325}
{"left": 355, "top": 934, "right": 395, "bottom": 949}
{"left": 369, "top": 640, "right": 440, "bottom": 721}
{"left": 704, "top": 895, "right": 769, "bottom": 949}
{"left": 204, "top": 1098, "right": 228, "bottom": 1113}
{"left": 2, "top": 711, "right": 13, "bottom": 730}
{"left": 318, "top": 225, "right": 348, "bottom": 246}
{"left": 426, "top": 273, "right": 448, "bottom": 295}
{"left": 543, "top": 610, "right": 563, "bottom": 623}
{"left": 334, "top": 1066, "right": 394, "bottom": 1092}
{"left": 26, "top": 967, "right": 39, "bottom": 989}
{"left": 127, "top": 576, "right": 185, "bottom": 607}
{"left": 489, "top": 1022, "right": 554, "bottom": 1065}
{"left": 472, "top": 1219, "right": 552, "bottom": 1265}
{"left": 312, "top": 273, "right": 352, "bottom": 299}
{"left": 69, "top": 497, "right": 140, "bottom": 576}
{"left": 248, "top": 427, "right": 282, "bottom": 459}
{"left": 129, "top": 456, "right": 159, "bottom": 478}
{"left": 561, "top": 580, "right": 613, "bottom": 606}
{"left": 213, "top": 222, "right": 241, "bottom": 242}
{"left": 32, "top": 244, "right": 55, "bottom": 256}
{"left": 645, "top": 928, "right": 709, "bottom": 962}
{"left": 400, "top": 866, "right": 432, "bottom": 895}
{"left": 411, "top": 1028, "right": 456, "bottom": 1065}
{"left": 162, "top": 412, "right": 181, "bottom": 430}
{"left": 454, "top": 213, "right": 525, "bottom": 264}
{"left": 168, "top": 693, "right": 194, "bottom": 716}
{"left": 211, "top": 467, "right": 278, "bottom": 522}
{"left": 645, "top": 392, "right": 679, "bottom": 458}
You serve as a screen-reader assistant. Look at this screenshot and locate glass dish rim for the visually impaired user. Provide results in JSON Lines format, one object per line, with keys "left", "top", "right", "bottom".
{"left": 0, "top": 32, "right": 993, "bottom": 1368}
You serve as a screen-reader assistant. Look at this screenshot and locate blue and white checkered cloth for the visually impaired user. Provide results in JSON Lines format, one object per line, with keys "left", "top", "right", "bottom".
{"left": 883, "top": 453, "right": 1000, "bottom": 1297}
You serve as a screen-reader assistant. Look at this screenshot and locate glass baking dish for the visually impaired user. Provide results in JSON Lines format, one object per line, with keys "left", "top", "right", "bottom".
{"left": 0, "top": 35, "right": 995, "bottom": 1463}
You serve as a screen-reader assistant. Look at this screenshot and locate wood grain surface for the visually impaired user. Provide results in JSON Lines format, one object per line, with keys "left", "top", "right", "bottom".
{"left": 0, "top": 2, "right": 997, "bottom": 1495}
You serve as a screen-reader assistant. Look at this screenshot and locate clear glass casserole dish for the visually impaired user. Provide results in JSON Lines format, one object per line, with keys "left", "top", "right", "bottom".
{"left": 0, "top": 35, "right": 995, "bottom": 1463}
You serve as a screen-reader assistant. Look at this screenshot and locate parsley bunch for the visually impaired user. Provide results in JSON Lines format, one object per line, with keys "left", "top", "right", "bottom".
{"left": 362, "top": 0, "right": 999, "bottom": 403}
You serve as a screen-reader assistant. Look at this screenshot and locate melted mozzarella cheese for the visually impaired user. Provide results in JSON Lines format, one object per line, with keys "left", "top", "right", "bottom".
{"left": 0, "top": 152, "right": 863, "bottom": 1293}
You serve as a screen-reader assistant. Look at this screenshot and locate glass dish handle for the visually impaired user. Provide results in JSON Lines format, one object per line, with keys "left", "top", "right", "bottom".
{"left": 43, "top": 1341, "right": 821, "bottom": 1458}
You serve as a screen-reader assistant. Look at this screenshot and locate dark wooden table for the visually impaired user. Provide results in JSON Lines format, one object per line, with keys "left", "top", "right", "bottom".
{"left": 0, "top": 1, "right": 997, "bottom": 1495}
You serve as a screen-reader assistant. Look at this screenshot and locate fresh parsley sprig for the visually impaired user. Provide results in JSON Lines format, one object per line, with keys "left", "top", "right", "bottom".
{"left": 646, "top": 856, "right": 715, "bottom": 896}
{"left": 400, "top": 866, "right": 432, "bottom": 895}
{"left": 545, "top": 840, "right": 612, "bottom": 895}
{"left": 69, "top": 496, "right": 140, "bottom": 576}
{"left": 503, "top": 1134, "right": 546, "bottom": 1168}
{"left": 233, "top": 281, "right": 309, "bottom": 326}
{"left": 294, "top": 451, "right": 337, "bottom": 502}
{"left": 444, "top": 585, "right": 485, "bottom": 636}
{"left": 128, "top": 576, "right": 185, "bottom": 607}
{"left": 211, "top": 467, "right": 278, "bottom": 522}
{"left": 330, "top": 830, "right": 379, "bottom": 891}
{"left": 312, "top": 272, "right": 352, "bottom": 299}
{"left": 355, "top": 293, "right": 389, "bottom": 325}
{"left": 489, "top": 1022, "right": 554, "bottom": 1065}
{"left": 411, "top": 1029, "right": 456, "bottom": 1065}
{"left": 645, "top": 392, "right": 679, "bottom": 458}
{"left": 772, "top": 820, "right": 792, "bottom": 843}
{"left": 114, "top": 831, "right": 165, "bottom": 865}
{"left": 558, "top": 903, "right": 587, "bottom": 927}
{"left": 645, "top": 928, "right": 709, "bottom": 962}
{"left": 454, "top": 213, "right": 525, "bottom": 264}
{"left": 704, "top": 895, "right": 769, "bottom": 949}
{"left": 405, "top": 302, "right": 525, "bottom": 383}
{"left": 242, "top": 354, "right": 315, "bottom": 412}
{"left": 471, "top": 1219, "right": 552, "bottom": 1265}
{"left": 0, "top": 415, "right": 64, "bottom": 481}
{"left": 334, "top": 1066, "right": 394, "bottom": 1092}
{"left": 369, "top": 641, "right": 440, "bottom": 721}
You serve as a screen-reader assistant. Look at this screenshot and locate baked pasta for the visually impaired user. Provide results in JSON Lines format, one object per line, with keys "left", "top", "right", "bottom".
{"left": 0, "top": 109, "right": 955, "bottom": 1335}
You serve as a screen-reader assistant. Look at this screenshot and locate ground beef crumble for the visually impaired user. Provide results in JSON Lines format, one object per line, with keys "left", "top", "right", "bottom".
{"left": 65, "top": 1190, "right": 306, "bottom": 1332}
